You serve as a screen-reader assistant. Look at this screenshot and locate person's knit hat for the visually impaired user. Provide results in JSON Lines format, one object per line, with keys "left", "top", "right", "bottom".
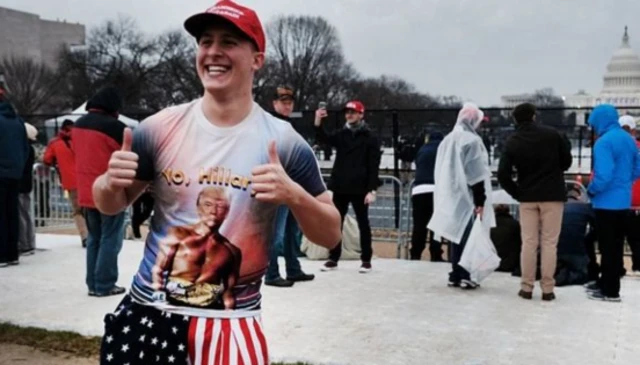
{"left": 86, "top": 86, "right": 123, "bottom": 115}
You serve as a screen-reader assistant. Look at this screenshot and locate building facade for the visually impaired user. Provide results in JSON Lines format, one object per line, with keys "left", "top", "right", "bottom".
{"left": 502, "top": 27, "right": 640, "bottom": 121}
{"left": 0, "top": 6, "right": 85, "bottom": 68}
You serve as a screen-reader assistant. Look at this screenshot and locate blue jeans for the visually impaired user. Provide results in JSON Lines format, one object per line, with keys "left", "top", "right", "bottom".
{"left": 85, "top": 208, "right": 125, "bottom": 294}
{"left": 265, "top": 206, "right": 303, "bottom": 281}
{"left": 449, "top": 217, "right": 475, "bottom": 283}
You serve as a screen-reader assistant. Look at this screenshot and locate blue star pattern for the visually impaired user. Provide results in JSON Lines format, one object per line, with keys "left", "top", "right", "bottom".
{"left": 100, "top": 295, "right": 189, "bottom": 364}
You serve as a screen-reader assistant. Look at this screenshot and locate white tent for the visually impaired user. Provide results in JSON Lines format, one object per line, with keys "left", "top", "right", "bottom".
{"left": 43, "top": 102, "right": 140, "bottom": 129}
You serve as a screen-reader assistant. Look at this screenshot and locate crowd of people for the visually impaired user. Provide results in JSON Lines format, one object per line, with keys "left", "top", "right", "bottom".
{"left": 1, "top": 1, "right": 640, "bottom": 363}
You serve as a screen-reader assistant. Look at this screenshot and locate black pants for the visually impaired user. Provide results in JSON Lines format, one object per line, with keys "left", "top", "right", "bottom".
{"left": 410, "top": 193, "right": 442, "bottom": 260}
{"left": 624, "top": 210, "right": 640, "bottom": 271}
{"left": 595, "top": 209, "right": 628, "bottom": 298}
{"left": 329, "top": 193, "right": 372, "bottom": 263}
{"left": 0, "top": 178, "right": 20, "bottom": 264}
{"left": 131, "top": 192, "right": 154, "bottom": 238}
{"left": 584, "top": 226, "right": 600, "bottom": 282}
{"left": 449, "top": 218, "right": 474, "bottom": 283}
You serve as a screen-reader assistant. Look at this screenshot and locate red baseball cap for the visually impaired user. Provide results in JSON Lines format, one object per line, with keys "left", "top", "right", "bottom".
{"left": 345, "top": 101, "right": 365, "bottom": 114}
{"left": 184, "top": 0, "right": 266, "bottom": 53}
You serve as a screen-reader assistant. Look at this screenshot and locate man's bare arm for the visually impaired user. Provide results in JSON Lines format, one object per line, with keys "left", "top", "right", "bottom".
{"left": 152, "top": 238, "right": 178, "bottom": 290}
{"left": 252, "top": 141, "right": 341, "bottom": 249}
{"left": 288, "top": 189, "right": 341, "bottom": 249}
{"left": 93, "top": 176, "right": 149, "bottom": 215}
{"left": 93, "top": 127, "right": 151, "bottom": 215}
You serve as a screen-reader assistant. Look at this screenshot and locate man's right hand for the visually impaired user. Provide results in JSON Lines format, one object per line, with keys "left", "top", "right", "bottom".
{"left": 314, "top": 108, "right": 328, "bottom": 126}
{"left": 106, "top": 128, "right": 138, "bottom": 189}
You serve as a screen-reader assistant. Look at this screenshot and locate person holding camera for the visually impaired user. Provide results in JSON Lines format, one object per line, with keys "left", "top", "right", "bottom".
{"left": 315, "top": 101, "right": 380, "bottom": 273}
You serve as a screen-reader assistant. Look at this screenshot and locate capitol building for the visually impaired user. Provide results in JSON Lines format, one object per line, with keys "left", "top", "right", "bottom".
{"left": 502, "top": 27, "right": 640, "bottom": 116}
{"left": 565, "top": 27, "right": 640, "bottom": 112}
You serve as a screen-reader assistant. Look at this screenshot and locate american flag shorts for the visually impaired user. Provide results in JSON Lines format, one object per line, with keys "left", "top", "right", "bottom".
{"left": 100, "top": 295, "right": 269, "bottom": 365}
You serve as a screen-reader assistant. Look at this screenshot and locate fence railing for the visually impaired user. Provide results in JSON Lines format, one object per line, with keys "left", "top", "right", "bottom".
{"left": 28, "top": 107, "right": 640, "bottom": 180}
{"left": 31, "top": 164, "right": 76, "bottom": 231}
{"left": 322, "top": 174, "right": 406, "bottom": 257}
{"left": 30, "top": 163, "right": 131, "bottom": 233}
{"left": 29, "top": 162, "right": 630, "bottom": 260}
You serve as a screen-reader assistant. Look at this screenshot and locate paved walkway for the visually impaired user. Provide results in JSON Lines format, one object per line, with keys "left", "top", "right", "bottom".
{"left": 1, "top": 234, "right": 639, "bottom": 365}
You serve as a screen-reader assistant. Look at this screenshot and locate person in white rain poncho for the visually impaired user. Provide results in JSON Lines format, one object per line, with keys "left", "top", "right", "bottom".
{"left": 428, "top": 103, "right": 496, "bottom": 289}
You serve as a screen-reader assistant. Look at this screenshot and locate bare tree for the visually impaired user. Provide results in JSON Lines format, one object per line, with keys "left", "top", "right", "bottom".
{"left": 346, "top": 75, "right": 440, "bottom": 109}
{"left": 59, "top": 16, "right": 169, "bottom": 113}
{"left": 142, "top": 31, "right": 202, "bottom": 111}
{"left": 0, "top": 56, "right": 65, "bottom": 115}
{"left": 265, "top": 15, "right": 355, "bottom": 109}
{"left": 532, "top": 88, "right": 566, "bottom": 125}
{"left": 533, "top": 87, "right": 565, "bottom": 107}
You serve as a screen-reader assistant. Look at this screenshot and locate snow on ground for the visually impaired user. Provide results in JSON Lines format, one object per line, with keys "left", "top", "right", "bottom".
{"left": 1, "top": 234, "right": 638, "bottom": 365}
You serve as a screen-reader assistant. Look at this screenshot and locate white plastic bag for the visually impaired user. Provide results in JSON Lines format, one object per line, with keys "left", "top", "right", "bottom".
{"left": 459, "top": 216, "right": 501, "bottom": 283}
{"left": 300, "top": 215, "right": 361, "bottom": 260}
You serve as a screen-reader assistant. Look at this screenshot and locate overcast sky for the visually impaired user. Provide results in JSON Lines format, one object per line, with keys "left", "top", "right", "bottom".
{"left": 4, "top": 0, "right": 639, "bottom": 105}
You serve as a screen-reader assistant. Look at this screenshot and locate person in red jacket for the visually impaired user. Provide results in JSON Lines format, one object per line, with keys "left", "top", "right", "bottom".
{"left": 72, "top": 86, "right": 127, "bottom": 297}
{"left": 619, "top": 115, "right": 640, "bottom": 276}
{"left": 43, "top": 119, "right": 88, "bottom": 247}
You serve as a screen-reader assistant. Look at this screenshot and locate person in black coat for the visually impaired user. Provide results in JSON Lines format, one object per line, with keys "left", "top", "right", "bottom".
{"left": 410, "top": 132, "right": 444, "bottom": 261}
{"left": 264, "top": 85, "right": 315, "bottom": 287}
{"left": 315, "top": 100, "right": 380, "bottom": 273}
{"left": 0, "top": 81, "right": 30, "bottom": 267}
{"left": 490, "top": 204, "right": 522, "bottom": 273}
{"left": 498, "top": 103, "right": 572, "bottom": 301}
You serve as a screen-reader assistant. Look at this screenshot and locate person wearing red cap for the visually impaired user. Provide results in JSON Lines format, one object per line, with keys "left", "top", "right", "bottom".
{"left": 91, "top": 1, "right": 341, "bottom": 364}
{"left": 315, "top": 100, "right": 380, "bottom": 273}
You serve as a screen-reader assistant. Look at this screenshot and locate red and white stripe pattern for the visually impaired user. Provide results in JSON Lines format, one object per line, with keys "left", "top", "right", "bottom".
{"left": 188, "top": 316, "right": 269, "bottom": 365}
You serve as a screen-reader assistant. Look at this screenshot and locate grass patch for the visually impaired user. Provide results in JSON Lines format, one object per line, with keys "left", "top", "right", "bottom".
{"left": 0, "top": 322, "right": 312, "bottom": 364}
{"left": 0, "top": 322, "right": 101, "bottom": 358}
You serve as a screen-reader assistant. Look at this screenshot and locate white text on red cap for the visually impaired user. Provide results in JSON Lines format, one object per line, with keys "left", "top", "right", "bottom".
{"left": 208, "top": 5, "right": 245, "bottom": 19}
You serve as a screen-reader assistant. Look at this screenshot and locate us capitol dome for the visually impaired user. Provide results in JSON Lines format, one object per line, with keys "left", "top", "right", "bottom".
{"left": 566, "top": 26, "right": 640, "bottom": 112}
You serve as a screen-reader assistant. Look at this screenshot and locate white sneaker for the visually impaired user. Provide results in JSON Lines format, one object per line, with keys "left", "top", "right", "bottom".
{"left": 460, "top": 279, "right": 479, "bottom": 290}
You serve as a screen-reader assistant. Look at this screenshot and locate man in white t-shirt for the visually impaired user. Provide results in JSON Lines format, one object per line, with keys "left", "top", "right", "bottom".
{"left": 91, "top": 1, "right": 341, "bottom": 363}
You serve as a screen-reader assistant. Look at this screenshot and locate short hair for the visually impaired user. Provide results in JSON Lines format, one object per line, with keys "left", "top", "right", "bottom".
{"left": 62, "top": 119, "right": 74, "bottom": 129}
{"left": 273, "top": 85, "right": 294, "bottom": 101}
{"left": 494, "top": 204, "right": 511, "bottom": 214}
{"left": 512, "top": 103, "right": 536, "bottom": 123}
{"left": 196, "top": 186, "right": 228, "bottom": 207}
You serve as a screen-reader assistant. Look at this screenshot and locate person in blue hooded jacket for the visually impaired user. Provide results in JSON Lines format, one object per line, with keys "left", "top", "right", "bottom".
{"left": 585, "top": 104, "right": 640, "bottom": 302}
{"left": 0, "top": 80, "right": 30, "bottom": 267}
{"left": 410, "top": 131, "right": 444, "bottom": 261}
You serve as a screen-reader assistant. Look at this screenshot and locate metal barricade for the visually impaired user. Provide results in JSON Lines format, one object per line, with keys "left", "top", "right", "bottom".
{"left": 400, "top": 180, "right": 416, "bottom": 260}
{"left": 31, "top": 163, "right": 75, "bottom": 231}
{"left": 31, "top": 163, "right": 133, "bottom": 234}
{"left": 400, "top": 178, "right": 595, "bottom": 260}
{"left": 322, "top": 174, "right": 406, "bottom": 258}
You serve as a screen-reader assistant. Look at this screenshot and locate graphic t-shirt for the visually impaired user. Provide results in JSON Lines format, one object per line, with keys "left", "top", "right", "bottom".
{"left": 129, "top": 100, "right": 326, "bottom": 317}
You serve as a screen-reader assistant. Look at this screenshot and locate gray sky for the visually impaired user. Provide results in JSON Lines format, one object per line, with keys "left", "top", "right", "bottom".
{"left": 4, "top": 0, "right": 639, "bottom": 105}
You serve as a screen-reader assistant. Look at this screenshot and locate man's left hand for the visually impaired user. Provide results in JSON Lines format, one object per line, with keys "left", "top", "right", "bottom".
{"left": 365, "top": 192, "right": 376, "bottom": 205}
{"left": 251, "top": 141, "right": 300, "bottom": 205}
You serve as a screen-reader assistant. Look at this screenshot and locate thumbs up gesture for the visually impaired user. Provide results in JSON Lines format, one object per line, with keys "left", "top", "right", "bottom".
{"left": 251, "top": 140, "right": 299, "bottom": 204}
{"left": 106, "top": 128, "right": 139, "bottom": 189}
